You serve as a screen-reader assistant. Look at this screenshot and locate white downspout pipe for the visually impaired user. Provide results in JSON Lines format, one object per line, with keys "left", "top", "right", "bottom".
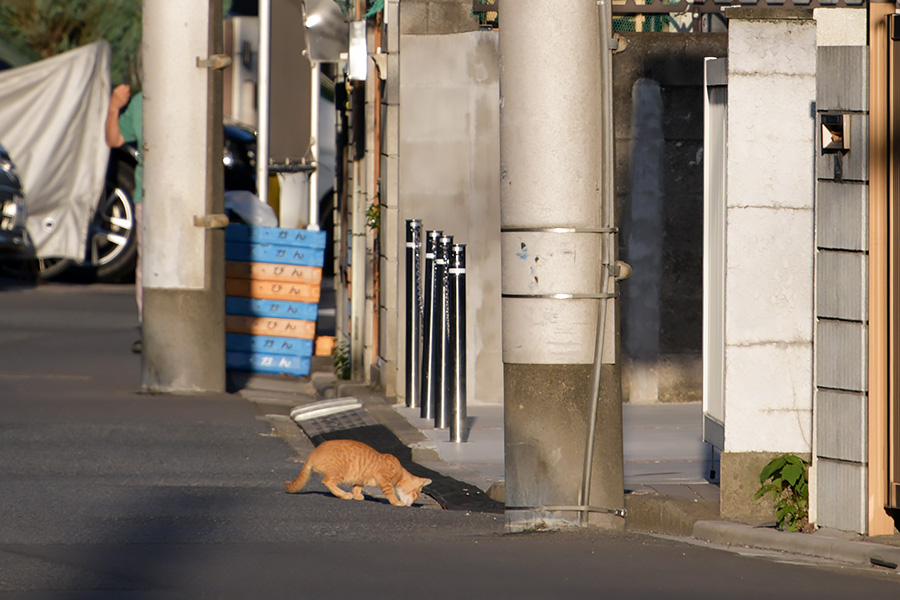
{"left": 256, "top": 0, "right": 271, "bottom": 207}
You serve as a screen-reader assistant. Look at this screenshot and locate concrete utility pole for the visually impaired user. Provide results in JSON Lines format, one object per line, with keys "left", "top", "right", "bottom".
{"left": 142, "top": 0, "right": 227, "bottom": 393}
{"left": 500, "top": 1, "right": 625, "bottom": 531}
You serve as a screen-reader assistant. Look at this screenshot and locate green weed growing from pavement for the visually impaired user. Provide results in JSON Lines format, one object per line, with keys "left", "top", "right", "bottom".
{"left": 754, "top": 454, "right": 811, "bottom": 533}
{"left": 332, "top": 340, "right": 351, "bottom": 380}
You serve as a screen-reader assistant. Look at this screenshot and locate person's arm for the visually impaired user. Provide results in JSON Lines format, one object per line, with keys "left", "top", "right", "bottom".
{"left": 105, "top": 84, "right": 131, "bottom": 148}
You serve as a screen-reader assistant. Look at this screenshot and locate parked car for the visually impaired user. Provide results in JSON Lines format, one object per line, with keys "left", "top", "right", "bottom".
{"left": 0, "top": 143, "right": 30, "bottom": 256}
{"left": 33, "top": 121, "right": 258, "bottom": 282}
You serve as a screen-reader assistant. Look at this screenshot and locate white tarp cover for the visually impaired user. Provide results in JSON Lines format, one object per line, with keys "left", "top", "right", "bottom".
{"left": 0, "top": 41, "right": 111, "bottom": 260}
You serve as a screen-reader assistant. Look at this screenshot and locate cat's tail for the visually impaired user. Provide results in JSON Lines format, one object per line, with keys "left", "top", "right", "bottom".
{"left": 284, "top": 459, "right": 313, "bottom": 493}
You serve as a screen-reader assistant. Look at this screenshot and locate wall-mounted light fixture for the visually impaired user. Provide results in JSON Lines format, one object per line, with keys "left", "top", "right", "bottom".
{"left": 821, "top": 113, "right": 850, "bottom": 153}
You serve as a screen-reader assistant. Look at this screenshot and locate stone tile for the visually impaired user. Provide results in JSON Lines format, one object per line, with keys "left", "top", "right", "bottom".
{"left": 724, "top": 343, "right": 813, "bottom": 453}
{"left": 816, "top": 390, "right": 866, "bottom": 463}
{"left": 728, "top": 17, "right": 816, "bottom": 76}
{"left": 816, "top": 180, "right": 867, "bottom": 251}
{"left": 817, "top": 458, "right": 866, "bottom": 534}
{"left": 815, "top": 250, "right": 866, "bottom": 321}
{"left": 727, "top": 74, "right": 816, "bottom": 210}
{"left": 816, "top": 319, "right": 867, "bottom": 392}
{"left": 725, "top": 207, "right": 813, "bottom": 345}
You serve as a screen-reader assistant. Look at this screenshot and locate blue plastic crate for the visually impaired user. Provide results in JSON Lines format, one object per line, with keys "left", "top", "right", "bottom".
{"left": 226, "top": 350, "right": 311, "bottom": 377}
{"left": 225, "top": 296, "right": 318, "bottom": 321}
{"left": 225, "top": 224, "right": 327, "bottom": 250}
{"left": 225, "top": 241, "right": 325, "bottom": 268}
{"left": 225, "top": 333, "right": 314, "bottom": 357}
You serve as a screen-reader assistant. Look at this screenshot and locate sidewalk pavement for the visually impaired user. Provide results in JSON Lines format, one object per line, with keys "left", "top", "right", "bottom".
{"left": 232, "top": 356, "right": 900, "bottom": 574}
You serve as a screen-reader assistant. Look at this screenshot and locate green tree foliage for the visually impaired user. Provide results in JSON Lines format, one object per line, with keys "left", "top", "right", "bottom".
{"left": 332, "top": 0, "right": 382, "bottom": 18}
{"left": 0, "top": 0, "right": 141, "bottom": 86}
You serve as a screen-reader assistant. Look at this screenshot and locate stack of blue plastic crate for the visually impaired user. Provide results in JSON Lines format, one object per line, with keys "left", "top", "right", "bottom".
{"left": 224, "top": 224, "right": 327, "bottom": 377}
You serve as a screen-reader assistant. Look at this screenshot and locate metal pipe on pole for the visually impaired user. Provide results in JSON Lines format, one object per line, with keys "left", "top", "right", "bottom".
{"left": 348, "top": 0, "right": 366, "bottom": 381}
{"left": 256, "top": 0, "right": 271, "bottom": 207}
{"left": 350, "top": 159, "right": 366, "bottom": 380}
{"left": 405, "top": 219, "right": 423, "bottom": 408}
{"left": 578, "top": 0, "right": 619, "bottom": 526}
{"left": 449, "top": 243, "right": 468, "bottom": 443}
{"left": 420, "top": 229, "right": 441, "bottom": 419}
{"left": 308, "top": 60, "right": 321, "bottom": 230}
{"left": 435, "top": 234, "right": 453, "bottom": 430}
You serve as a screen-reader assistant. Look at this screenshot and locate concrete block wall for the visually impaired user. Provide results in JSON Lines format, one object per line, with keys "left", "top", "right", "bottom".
{"left": 812, "top": 8, "right": 869, "bottom": 534}
{"left": 614, "top": 33, "right": 727, "bottom": 404}
{"left": 721, "top": 10, "right": 816, "bottom": 521}
{"left": 399, "top": 0, "right": 481, "bottom": 35}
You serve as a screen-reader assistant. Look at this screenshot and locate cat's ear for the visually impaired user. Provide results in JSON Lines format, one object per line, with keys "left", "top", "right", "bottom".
{"left": 421, "top": 478, "right": 432, "bottom": 488}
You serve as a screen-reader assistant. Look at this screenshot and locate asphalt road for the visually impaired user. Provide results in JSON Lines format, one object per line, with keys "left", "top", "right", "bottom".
{"left": 0, "top": 277, "right": 898, "bottom": 598}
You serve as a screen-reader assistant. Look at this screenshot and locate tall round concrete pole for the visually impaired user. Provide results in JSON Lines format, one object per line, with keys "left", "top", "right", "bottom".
{"left": 142, "top": 0, "right": 226, "bottom": 392}
{"left": 500, "top": 1, "right": 625, "bottom": 531}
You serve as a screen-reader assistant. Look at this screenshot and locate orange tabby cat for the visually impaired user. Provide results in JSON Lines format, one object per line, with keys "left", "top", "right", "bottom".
{"left": 284, "top": 439, "right": 432, "bottom": 506}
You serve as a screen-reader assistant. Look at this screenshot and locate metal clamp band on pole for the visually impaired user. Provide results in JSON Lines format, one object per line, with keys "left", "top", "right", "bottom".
{"left": 505, "top": 505, "right": 627, "bottom": 518}
{"left": 501, "top": 227, "right": 619, "bottom": 234}
{"left": 436, "top": 234, "right": 453, "bottom": 430}
{"left": 501, "top": 293, "right": 620, "bottom": 300}
{"left": 405, "top": 219, "right": 423, "bottom": 409}
{"left": 449, "top": 243, "right": 467, "bottom": 443}
{"left": 420, "top": 230, "right": 442, "bottom": 420}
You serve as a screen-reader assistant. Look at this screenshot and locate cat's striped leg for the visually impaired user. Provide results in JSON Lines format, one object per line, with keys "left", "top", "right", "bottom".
{"left": 322, "top": 476, "right": 353, "bottom": 500}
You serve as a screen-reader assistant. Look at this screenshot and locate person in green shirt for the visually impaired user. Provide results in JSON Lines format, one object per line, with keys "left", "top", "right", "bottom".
{"left": 105, "top": 83, "right": 143, "bottom": 353}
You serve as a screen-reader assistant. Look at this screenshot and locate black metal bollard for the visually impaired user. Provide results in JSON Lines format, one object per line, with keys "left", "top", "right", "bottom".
{"left": 449, "top": 244, "right": 467, "bottom": 443}
{"left": 435, "top": 234, "right": 453, "bottom": 429}
{"left": 420, "top": 229, "right": 442, "bottom": 420}
{"left": 405, "top": 219, "right": 422, "bottom": 408}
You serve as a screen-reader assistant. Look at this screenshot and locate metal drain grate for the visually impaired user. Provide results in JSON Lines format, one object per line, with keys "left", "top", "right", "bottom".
{"left": 290, "top": 397, "right": 378, "bottom": 438}
{"left": 296, "top": 408, "right": 378, "bottom": 438}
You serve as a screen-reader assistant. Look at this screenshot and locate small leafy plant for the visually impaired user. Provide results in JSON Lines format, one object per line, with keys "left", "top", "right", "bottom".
{"left": 332, "top": 340, "right": 351, "bottom": 381}
{"left": 754, "top": 454, "right": 811, "bottom": 533}
{"left": 366, "top": 202, "right": 380, "bottom": 230}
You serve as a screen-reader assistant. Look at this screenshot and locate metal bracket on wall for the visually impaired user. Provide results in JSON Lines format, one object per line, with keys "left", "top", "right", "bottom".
{"left": 196, "top": 54, "right": 232, "bottom": 70}
{"left": 193, "top": 214, "right": 230, "bottom": 229}
{"left": 611, "top": 260, "right": 632, "bottom": 281}
{"left": 371, "top": 52, "right": 388, "bottom": 80}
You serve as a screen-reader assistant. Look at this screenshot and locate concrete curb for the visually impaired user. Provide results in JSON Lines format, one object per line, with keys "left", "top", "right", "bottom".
{"left": 693, "top": 520, "right": 900, "bottom": 570}
{"left": 624, "top": 493, "right": 719, "bottom": 537}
